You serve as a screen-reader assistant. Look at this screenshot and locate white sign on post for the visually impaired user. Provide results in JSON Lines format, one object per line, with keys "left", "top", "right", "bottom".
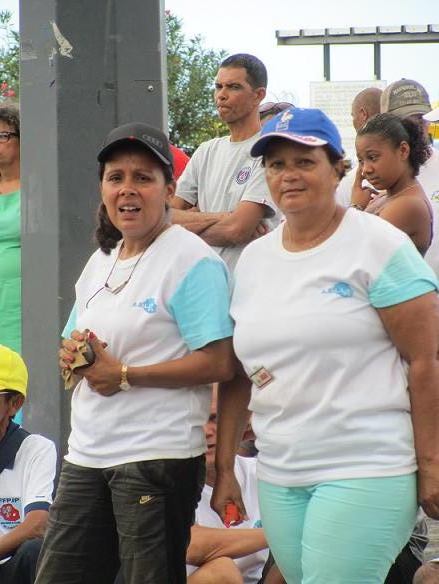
{"left": 310, "top": 80, "right": 386, "bottom": 162}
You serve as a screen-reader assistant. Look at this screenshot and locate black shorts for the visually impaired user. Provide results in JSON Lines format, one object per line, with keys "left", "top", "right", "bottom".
{"left": 35, "top": 456, "right": 205, "bottom": 584}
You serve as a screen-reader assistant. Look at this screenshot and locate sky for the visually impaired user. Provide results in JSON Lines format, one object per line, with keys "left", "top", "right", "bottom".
{"left": 2, "top": 0, "right": 438, "bottom": 105}
{"left": 163, "top": 0, "right": 439, "bottom": 107}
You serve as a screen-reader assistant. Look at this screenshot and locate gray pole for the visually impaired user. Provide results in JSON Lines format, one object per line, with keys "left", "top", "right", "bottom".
{"left": 20, "top": 0, "right": 166, "bottom": 455}
{"left": 323, "top": 44, "right": 330, "bottom": 81}
{"left": 373, "top": 42, "right": 381, "bottom": 80}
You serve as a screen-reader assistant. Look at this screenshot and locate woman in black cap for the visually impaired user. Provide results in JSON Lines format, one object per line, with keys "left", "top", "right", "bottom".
{"left": 35, "top": 122, "right": 234, "bottom": 584}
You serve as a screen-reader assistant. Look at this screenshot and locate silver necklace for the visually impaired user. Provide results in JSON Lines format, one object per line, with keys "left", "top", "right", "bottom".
{"left": 85, "top": 225, "right": 170, "bottom": 308}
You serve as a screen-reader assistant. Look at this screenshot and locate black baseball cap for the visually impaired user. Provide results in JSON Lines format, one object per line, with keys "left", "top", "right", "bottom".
{"left": 97, "top": 122, "right": 173, "bottom": 168}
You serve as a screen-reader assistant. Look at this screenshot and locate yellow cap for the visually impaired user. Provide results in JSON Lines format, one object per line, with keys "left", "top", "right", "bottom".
{"left": 0, "top": 345, "right": 28, "bottom": 397}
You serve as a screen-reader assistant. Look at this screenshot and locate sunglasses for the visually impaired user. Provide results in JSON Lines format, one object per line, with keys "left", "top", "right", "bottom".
{"left": 259, "top": 102, "right": 294, "bottom": 115}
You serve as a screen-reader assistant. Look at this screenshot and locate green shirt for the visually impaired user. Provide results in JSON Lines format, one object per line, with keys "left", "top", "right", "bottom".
{"left": 0, "top": 190, "right": 21, "bottom": 352}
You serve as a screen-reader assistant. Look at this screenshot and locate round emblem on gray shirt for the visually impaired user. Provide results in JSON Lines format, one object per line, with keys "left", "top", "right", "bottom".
{"left": 236, "top": 166, "right": 252, "bottom": 185}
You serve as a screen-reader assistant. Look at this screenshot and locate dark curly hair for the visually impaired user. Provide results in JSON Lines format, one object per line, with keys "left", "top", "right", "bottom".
{"left": 0, "top": 104, "right": 19, "bottom": 136}
{"left": 357, "top": 112, "right": 429, "bottom": 177}
{"left": 95, "top": 142, "right": 173, "bottom": 254}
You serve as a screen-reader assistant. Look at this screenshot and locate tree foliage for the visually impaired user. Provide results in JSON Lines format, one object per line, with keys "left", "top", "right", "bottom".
{"left": 0, "top": 10, "right": 227, "bottom": 149}
{"left": 0, "top": 11, "right": 19, "bottom": 101}
{"left": 166, "top": 11, "right": 228, "bottom": 153}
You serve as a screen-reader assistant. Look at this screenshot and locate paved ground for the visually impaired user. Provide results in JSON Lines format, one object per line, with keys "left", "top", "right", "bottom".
{"left": 425, "top": 518, "right": 439, "bottom": 560}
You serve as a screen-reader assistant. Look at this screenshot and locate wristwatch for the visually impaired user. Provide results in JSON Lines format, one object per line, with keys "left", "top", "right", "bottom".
{"left": 119, "top": 363, "right": 131, "bottom": 392}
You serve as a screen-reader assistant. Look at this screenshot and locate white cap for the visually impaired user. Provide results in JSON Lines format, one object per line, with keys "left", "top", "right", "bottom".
{"left": 424, "top": 107, "right": 439, "bottom": 122}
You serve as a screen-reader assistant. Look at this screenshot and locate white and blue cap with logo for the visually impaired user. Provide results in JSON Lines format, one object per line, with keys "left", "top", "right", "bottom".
{"left": 251, "top": 107, "right": 344, "bottom": 158}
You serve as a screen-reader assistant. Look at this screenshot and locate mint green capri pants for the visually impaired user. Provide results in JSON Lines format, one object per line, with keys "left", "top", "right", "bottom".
{"left": 258, "top": 474, "right": 417, "bottom": 584}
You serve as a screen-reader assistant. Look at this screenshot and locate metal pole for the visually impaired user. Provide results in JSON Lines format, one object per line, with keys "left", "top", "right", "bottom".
{"left": 373, "top": 42, "right": 381, "bottom": 80}
{"left": 323, "top": 44, "right": 331, "bottom": 81}
{"left": 20, "top": 0, "right": 166, "bottom": 454}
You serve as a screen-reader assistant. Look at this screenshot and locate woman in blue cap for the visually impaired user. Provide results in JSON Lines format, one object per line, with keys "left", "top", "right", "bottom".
{"left": 212, "top": 108, "right": 439, "bottom": 583}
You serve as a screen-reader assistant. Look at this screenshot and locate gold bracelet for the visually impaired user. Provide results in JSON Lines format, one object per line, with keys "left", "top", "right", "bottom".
{"left": 119, "top": 363, "right": 131, "bottom": 392}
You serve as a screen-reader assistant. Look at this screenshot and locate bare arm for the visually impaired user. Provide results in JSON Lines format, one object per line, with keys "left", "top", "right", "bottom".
{"left": 211, "top": 361, "right": 252, "bottom": 523}
{"left": 197, "top": 201, "right": 269, "bottom": 247}
{"left": 377, "top": 291, "right": 439, "bottom": 518}
{"left": 378, "top": 194, "right": 431, "bottom": 251}
{"left": 170, "top": 196, "right": 228, "bottom": 234}
{"left": 187, "top": 524, "right": 267, "bottom": 566}
{"left": 0, "top": 510, "right": 48, "bottom": 560}
{"left": 61, "top": 334, "right": 235, "bottom": 396}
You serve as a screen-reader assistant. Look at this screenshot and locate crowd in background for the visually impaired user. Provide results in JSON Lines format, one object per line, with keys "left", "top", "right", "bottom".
{"left": 1, "top": 51, "right": 439, "bottom": 584}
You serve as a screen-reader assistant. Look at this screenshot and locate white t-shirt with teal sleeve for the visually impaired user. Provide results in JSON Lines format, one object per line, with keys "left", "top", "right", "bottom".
{"left": 64, "top": 225, "right": 233, "bottom": 468}
{"left": 231, "top": 209, "right": 438, "bottom": 487}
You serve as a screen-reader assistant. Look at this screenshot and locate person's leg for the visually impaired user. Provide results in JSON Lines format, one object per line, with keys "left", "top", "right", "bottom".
{"left": 258, "top": 479, "right": 311, "bottom": 583}
{"left": 301, "top": 474, "right": 418, "bottom": 584}
{"left": 188, "top": 557, "right": 243, "bottom": 584}
{"left": 0, "top": 538, "right": 42, "bottom": 584}
{"left": 108, "top": 455, "right": 205, "bottom": 584}
{"left": 35, "top": 461, "right": 120, "bottom": 584}
{"left": 384, "top": 541, "right": 423, "bottom": 584}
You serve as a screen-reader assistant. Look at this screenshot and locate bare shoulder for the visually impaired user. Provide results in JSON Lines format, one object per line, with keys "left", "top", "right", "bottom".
{"left": 380, "top": 191, "right": 431, "bottom": 226}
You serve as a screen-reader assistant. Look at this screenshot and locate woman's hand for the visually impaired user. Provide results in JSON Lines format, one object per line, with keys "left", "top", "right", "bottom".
{"left": 80, "top": 332, "right": 123, "bottom": 397}
{"left": 58, "top": 329, "right": 88, "bottom": 373}
{"left": 418, "top": 462, "right": 439, "bottom": 519}
{"left": 59, "top": 330, "right": 122, "bottom": 397}
{"left": 350, "top": 166, "right": 378, "bottom": 210}
{"left": 211, "top": 469, "right": 248, "bottom": 526}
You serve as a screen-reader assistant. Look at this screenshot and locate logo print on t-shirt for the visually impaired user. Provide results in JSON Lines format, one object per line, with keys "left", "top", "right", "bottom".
{"left": 133, "top": 297, "right": 158, "bottom": 313}
{"left": 0, "top": 503, "right": 20, "bottom": 522}
{"left": 236, "top": 166, "right": 252, "bottom": 185}
{"left": 321, "top": 282, "right": 353, "bottom": 298}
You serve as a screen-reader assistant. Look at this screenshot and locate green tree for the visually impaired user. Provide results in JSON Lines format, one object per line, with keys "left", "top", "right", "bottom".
{"left": 166, "top": 11, "right": 228, "bottom": 153}
{"left": 0, "top": 10, "right": 19, "bottom": 101}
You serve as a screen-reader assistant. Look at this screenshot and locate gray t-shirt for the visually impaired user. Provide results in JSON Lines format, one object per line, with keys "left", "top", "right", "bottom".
{"left": 176, "top": 132, "right": 279, "bottom": 271}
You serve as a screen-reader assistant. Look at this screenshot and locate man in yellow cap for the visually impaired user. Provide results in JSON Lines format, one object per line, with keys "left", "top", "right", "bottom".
{"left": 0, "top": 345, "right": 56, "bottom": 584}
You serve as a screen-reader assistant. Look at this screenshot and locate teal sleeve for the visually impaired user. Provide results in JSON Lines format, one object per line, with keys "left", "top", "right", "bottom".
{"left": 62, "top": 304, "right": 77, "bottom": 338}
{"left": 369, "top": 242, "right": 439, "bottom": 308}
{"left": 168, "top": 258, "right": 234, "bottom": 350}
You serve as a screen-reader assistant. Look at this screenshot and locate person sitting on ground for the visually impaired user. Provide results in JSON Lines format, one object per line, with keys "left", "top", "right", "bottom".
{"left": 187, "top": 387, "right": 284, "bottom": 584}
{"left": 0, "top": 345, "right": 56, "bottom": 584}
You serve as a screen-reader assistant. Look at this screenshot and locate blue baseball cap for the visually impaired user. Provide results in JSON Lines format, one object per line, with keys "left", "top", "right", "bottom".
{"left": 251, "top": 107, "right": 344, "bottom": 158}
